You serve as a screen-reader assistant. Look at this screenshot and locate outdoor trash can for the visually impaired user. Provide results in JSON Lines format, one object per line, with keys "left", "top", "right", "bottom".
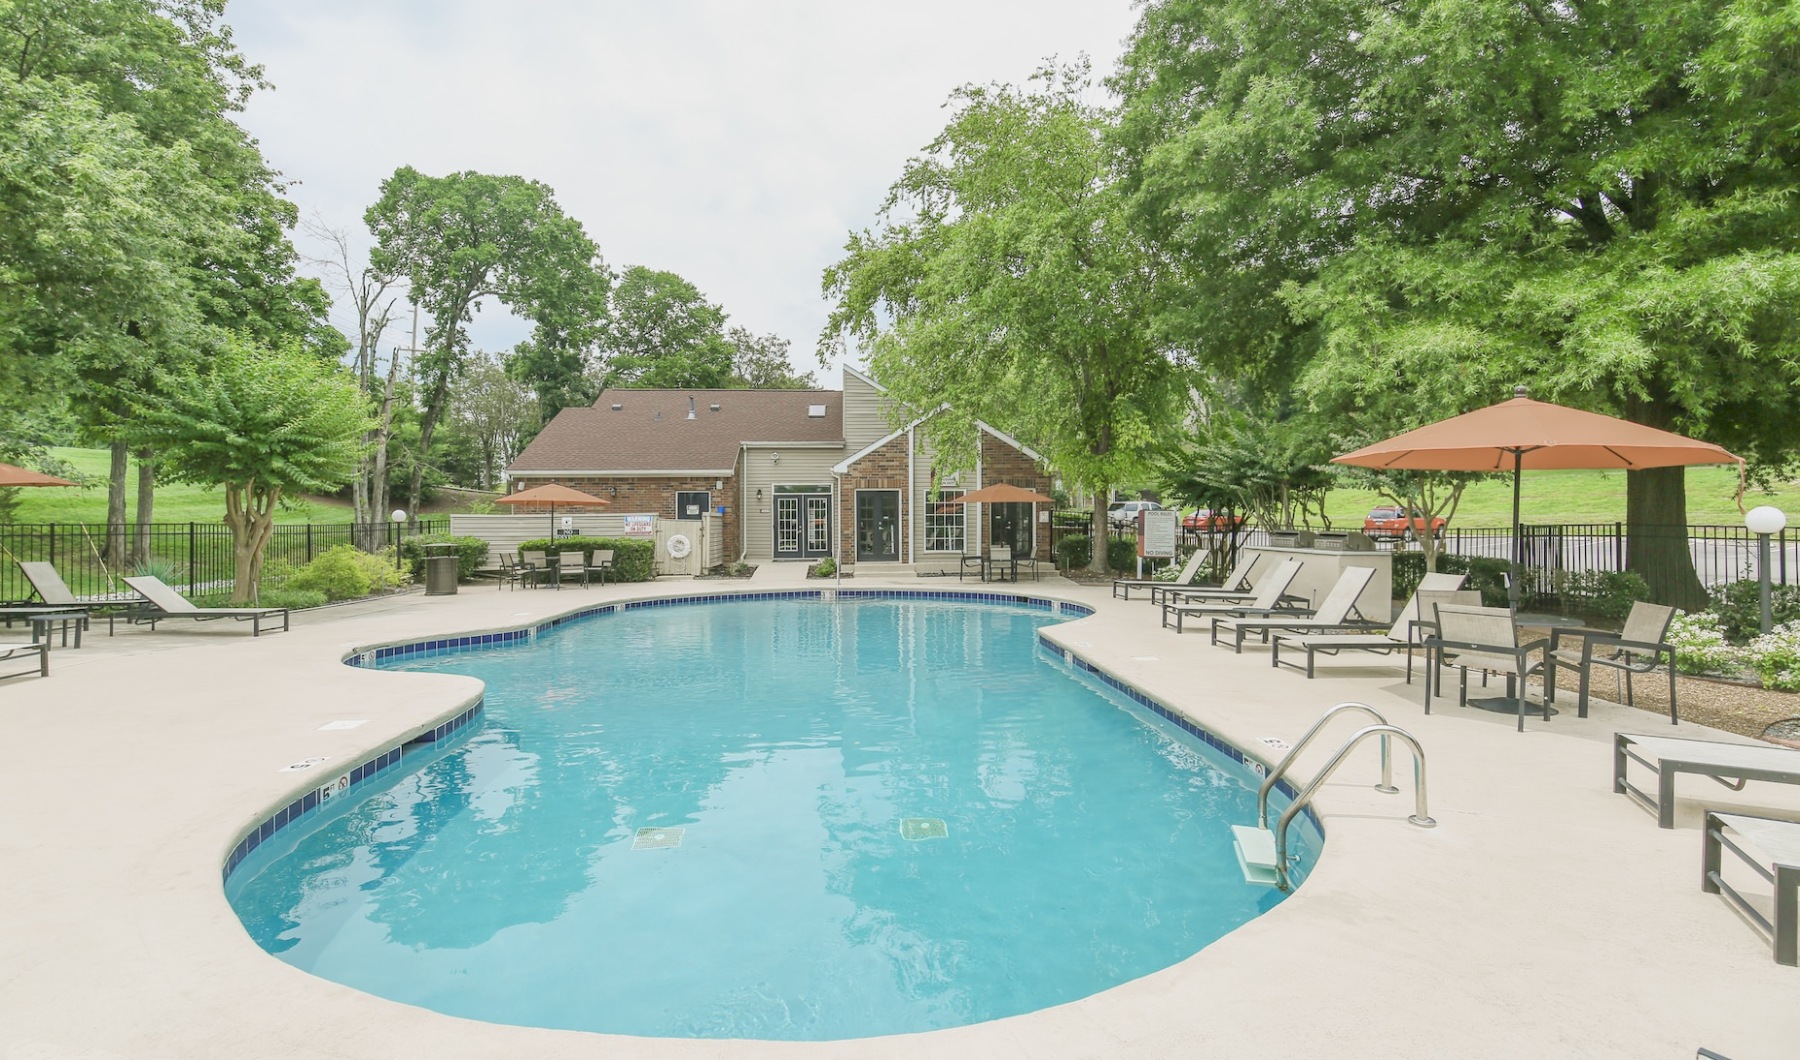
{"left": 425, "top": 555, "right": 459, "bottom": 595}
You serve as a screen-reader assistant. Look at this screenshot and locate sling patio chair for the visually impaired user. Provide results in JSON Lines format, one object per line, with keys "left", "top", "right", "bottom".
{"left": 1423, "top": 603, "right": 1551, "bottom": 732}
{"left": 1112, "top": 550, "right": 1206, "bottom": 600}
{"left": 1271, "top": 574, "right": 1469, "bottom": 679}
{"left": 1207, "top": 565, "right": 1380, "bottom": 653}
{"left": 1544, "top": 601, "right": 1679, "bottom": 722}
{"left": 518, "top": 549, "right": 554, "bottom": 589}
{"left": 1161, "top": 559, "right": 1303, "bottom": 634}
{"left": 120, "top": 576, "right": 290, "bottom": 636}
{"left": 0, "top": 640, "right": 49, "bottom": 680}
{"left": 582, "top": 549, "right": 617, "bottom": 587}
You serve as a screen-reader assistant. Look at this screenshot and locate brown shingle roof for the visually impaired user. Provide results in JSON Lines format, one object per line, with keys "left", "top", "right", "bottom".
{"left": 508, "top": 389, "right": 844, "bottom": 474}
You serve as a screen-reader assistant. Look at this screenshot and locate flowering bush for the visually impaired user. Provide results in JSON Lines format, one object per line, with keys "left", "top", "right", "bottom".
{"left": 1665, "top": 611, "right": 1743, "bottom": 676}
{"left": 1746, "top": 620, "right": 1800, "bottom": 692}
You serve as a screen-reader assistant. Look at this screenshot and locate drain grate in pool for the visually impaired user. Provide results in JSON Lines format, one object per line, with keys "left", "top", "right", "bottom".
{"left": 631, "top": 826, "right": 684, "bottom": 850}
{"left": 900, "top": 818, "right": 948, "bottom": 841}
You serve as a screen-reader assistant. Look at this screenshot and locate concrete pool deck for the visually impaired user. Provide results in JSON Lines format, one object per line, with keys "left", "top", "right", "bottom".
{"left": 1, "top": 568, "right": 1795, "bottom": 1059}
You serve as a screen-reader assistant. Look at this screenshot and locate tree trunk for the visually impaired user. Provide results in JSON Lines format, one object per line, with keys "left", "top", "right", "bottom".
{"left": 1626, "top": 466, "right": 1706, "bottom": 610}
{"left": 1623, "top": 392, "right": 1707, "bottom": 610}
{"left": 133, "top": 448, "right": 154, "bottom": 567}
{"left": 105, "top": 441, "right": 128, "bottom": 569}
{"left": 1089, "top": 486, "right": 1110, "bottom": 574}
{"left": 224, "top": 482, "right": 280, "bottom": 604}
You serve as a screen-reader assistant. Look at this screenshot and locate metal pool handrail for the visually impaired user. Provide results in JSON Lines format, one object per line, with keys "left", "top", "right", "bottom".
{"left": 1257, "top": 702, "right": 1396, "bottom": 830}
{"left": 1275, "top": 723, "right": 1435, "bottom": 891}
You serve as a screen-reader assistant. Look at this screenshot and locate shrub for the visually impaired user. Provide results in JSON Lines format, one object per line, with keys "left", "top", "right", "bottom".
{"left": 288, "top": 544, "right": 409, "bottom": 601}
{"left": 810, "top": 556, "right": 837, "bottom": 577}
{"left": 1747, "top": 620, "right": 1800, "bottom": 691}
{"left": 398, "top": 534, "right": 491, "bottom": 581}
{"left": 257, "top": 587, "right": 329, "bottom": 610}
{"left": 516, "top": 536, "right": 655, "bottom": 582}
{"left": 1708, "top": 579, "right": 1800, "bottom": 644}
{"left": 1051, "top": 533, "right": 1138, "bottom": 572}
{"left": 1107, "top": 536, "right": 1138, "bottom": 572}
{"left": 1551, "top": 569, "right": 1649, "bottom": 622}
{"left": 1666, "top": 611, "right": 1744, "bottom": 676}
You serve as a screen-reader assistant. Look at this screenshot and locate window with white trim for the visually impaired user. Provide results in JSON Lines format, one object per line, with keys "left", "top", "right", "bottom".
{"left": 923, "top": 489, "right": 965, "bottom": 552}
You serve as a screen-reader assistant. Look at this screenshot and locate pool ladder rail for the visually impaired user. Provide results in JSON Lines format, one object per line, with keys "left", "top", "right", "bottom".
{"left": 1231, "top": 702, "right": 1436, "bottom": 892}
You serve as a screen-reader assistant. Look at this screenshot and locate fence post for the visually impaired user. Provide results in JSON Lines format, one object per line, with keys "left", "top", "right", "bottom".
{"left": 187, "top": 523, "right": 196, "bottom": 588}
{"left": 1613, "top": 522, "right": 1623, "bottom": 571}
{"left": 48, "top": 523, "right": 55, "bottom": 569}
{"left": 306, "top": 523, "right": 314, "bottom": 563}
{"left": 1782, "top": 528, "right": 1790, "bottom": 587}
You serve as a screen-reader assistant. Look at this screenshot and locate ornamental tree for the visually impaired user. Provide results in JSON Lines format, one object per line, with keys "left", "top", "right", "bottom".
{"left": 822, "top": 63, "right": 1184, "bottom": 572}
{"left": 131, "top": 335, "right": 372, "bottom": 602}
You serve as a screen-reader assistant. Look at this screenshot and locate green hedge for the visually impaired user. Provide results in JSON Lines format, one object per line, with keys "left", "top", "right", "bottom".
{"left": 399, "top": 534, "right": 491, "bottom": 581}
{"left": 1054, "top": 534, "right": 1138, "bottom": 572}
{"left": 517, "top": 536, "right": 656, "bottom": 582}
{"left": 1709, "top": 579, "right": 1800, "bottom": 643}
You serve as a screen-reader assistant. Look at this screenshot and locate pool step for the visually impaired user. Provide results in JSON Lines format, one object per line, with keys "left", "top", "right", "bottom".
{"left": 1231, "top": 825, "right": 1280, "bottom": 887}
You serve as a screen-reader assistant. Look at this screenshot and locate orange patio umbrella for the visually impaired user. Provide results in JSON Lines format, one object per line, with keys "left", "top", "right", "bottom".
{"left": 0, "top": 462, "right": 78, "bottom": 488}
{"left": 1332, "top": 386, "right": 1740, "bottom": 609}
{"left": 494, "top": 482, "right": 610, "bottom": 536}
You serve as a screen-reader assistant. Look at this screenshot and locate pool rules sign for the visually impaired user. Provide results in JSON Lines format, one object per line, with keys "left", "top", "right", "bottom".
{"left": 1139, "top": 509, "right": 1179, "bottom": 573}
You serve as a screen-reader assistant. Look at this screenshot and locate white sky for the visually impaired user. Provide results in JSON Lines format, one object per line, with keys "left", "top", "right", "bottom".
{"left": 223, "top": 0, "right": 1141, "bottom": 387}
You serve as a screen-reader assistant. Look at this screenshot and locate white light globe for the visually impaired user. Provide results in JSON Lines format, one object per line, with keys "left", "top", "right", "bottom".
{"left": 390, "top": 508, "right": 407, "bottom": 523}
{"left": 1745, "top": 505, "right": 1787, "bottom": 536}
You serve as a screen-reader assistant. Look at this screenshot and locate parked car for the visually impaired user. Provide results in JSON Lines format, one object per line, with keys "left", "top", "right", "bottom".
{"left": 1363, "top": 505, "right": 1447, "bottom": 541}
{"left": 1182, "top": 508, "right": 1246, "bottom": 533}
{"left": 1106, "top": 500, "right": 1164, "bottom": 529}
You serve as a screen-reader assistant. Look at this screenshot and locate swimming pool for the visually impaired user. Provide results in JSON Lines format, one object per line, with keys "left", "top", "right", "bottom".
{"left": 228, "top": 596, "right": 1318, "bottom": 1040}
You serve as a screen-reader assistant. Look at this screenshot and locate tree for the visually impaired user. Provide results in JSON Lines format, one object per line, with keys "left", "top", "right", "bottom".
{"left": 1156, "top": 411, "right": 1335, "bottom": 536}
{"left": 727, "top": 328, "right": 816, "bottom": 389}
{"left": 306, "top": 218, "right": 402, "bottom": 549}
{"left": 366, "top": 167, "right": 609, "bottom": 517}
{"left": 1115, "top": 0, "right": 1800, "bottom": 608}
{"left": 596, "top": 266, "right": 734, "bottom": 389}
{"left": 129, "top": 335, "right": 371, "bottom": 602}
{"left": 447, "top": 353, "right": 536, "bottom": 489}
{"left": 822, "top": 63, "right": 1184, "bottom": 572}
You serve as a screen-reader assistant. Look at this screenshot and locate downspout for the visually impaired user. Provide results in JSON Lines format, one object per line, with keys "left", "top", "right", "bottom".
{"left": 738, "top": 446, "right": 749, "bottom": 563}
{"left": 833, "top": 471, "right": 842, "bottom": 587}
{"left": 907, "top": 426, "right": 915, "bottom": 565}
{"left": 974, "top": 450, "right": 983, "bottom": 556}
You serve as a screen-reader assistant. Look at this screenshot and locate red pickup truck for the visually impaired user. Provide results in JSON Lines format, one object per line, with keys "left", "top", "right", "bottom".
{"left": 1363, "top": 506, "right": 1447, "bottom": 541}
{"left": 1182, "top": 508, "right": 1246, "bottom": 532}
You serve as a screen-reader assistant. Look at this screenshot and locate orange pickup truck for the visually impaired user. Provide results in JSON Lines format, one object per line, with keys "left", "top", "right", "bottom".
{"left": 1363, "top": 506, "right": 1447, "bottom": 541}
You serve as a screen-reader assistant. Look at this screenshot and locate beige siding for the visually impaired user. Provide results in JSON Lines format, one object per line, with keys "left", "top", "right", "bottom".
{"left": 841, "top": 370, "right": 892, "bottom": 453}
{"left": 908, "top": 431, "right": 979, "bottom": 571}
{"left": 740, "top": 446, "right": 842, "bottom": 561}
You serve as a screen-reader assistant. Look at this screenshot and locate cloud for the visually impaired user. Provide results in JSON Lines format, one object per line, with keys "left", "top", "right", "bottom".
{"left": 227, "top": 0, "right": 1139, "bottom": 385}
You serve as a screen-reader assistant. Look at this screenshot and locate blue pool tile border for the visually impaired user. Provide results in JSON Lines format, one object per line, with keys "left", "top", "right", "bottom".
{"left": 221, "top": 701, "right": 484, "bottom": 883}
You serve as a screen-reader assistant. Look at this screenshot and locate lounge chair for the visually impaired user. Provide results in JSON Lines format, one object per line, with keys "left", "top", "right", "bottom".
{"left": 1271, "top": 574, "right": 1468, "bottom": 679}
{"left": 1156, "top": 551, "right": 1264, "bottom": 606}
{"left": 120, "top": 576, "right": 290, "bottom": 636}
{"left": 0, "top": 641, "right": 49, "bottom": 680}
{"left": 1544, "top": 601, "right": 1678, "bottom": 722}
{"left": 1701, "top": 810, "right": 1800, "bottom": 965}
{"left": 519, "top": 549, "right": 554, "bottom": 589}
{"left": 1423, "top": 603, "right": 1550, "bottom": 732}
{"left": 1208, "top": 565, "right": 1379, "bottom": 652}
{"left": 1615, "top": 731, "right": 1800, "bottom": 828}
{"left": 14, "top": 561, "right": 118, "bottom": 634}
{"left": 1112, "top": 550, "right": 1205, "bottom": 600}
{"left": 1161, "top": 559, "right": 1303, "bottom": 633}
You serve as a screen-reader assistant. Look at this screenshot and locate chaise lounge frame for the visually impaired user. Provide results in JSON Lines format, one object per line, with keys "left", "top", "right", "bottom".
{"left": 121, "top": 576, "right": 291, "bottom": 636}
{"left": 1613, "top": 731, "right": 1800, "bottom": 829}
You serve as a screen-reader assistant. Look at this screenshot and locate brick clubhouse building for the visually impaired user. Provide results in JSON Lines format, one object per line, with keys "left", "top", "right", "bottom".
{"left": 505, "top": 366, "right": 1051, "bottom": 570}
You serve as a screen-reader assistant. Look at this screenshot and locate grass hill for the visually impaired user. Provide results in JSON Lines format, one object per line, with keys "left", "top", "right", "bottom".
{"left": 7, "top": 447, "right": 358, "bottom": 525}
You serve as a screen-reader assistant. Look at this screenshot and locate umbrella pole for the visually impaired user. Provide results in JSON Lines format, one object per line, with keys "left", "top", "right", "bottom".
{"left": 1509, "top": 449, "right": 1523, "bottom": 613}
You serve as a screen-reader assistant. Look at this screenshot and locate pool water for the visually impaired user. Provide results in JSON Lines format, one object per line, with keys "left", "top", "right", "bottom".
{"left": 229, "top": 599, "right": 1312, "bottom": 1040}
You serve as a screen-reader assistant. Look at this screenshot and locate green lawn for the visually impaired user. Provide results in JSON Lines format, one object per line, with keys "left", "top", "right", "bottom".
{"left": 1321, "top": 466, "right": 1794, "bottom": 529}
{"left": 7, "top": 447, "right": 358, "bottom": 525}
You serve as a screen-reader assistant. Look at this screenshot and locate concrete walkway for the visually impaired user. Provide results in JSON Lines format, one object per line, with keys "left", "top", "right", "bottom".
{"left": 0, "top": 567, "right": 1795, "bottom": 1059}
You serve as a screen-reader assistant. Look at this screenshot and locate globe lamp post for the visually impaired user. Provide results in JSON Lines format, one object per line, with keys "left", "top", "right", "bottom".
{"left": 1745, "top": 506, "right": 1788, "bottom": 635}
{"left": 391, "top": 508, "right": 407, "bottom": 572}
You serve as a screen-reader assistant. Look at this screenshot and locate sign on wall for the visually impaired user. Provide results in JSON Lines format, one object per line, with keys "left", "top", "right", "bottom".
{"left": 622, "top": 514, "right": 655, "bottom": 536}
{"left": 1140, "top": 509, "right": 1179, "bottom": 559}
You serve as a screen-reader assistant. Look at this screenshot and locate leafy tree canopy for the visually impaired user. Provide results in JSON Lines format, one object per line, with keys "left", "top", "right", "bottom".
{"left": 822, "top": 62, "right": 1185, "bottom": 570}
{"left": 727, "top": 327, "right": 815, "bottom": 389}
{"left": 597, "top": 266, "right": 734, "bottom": 389}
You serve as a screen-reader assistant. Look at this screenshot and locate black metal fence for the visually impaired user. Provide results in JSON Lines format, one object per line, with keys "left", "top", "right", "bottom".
{"left": 0, "top": 518, "right": 449, "bottom": 602}
{"left": 1059, "top": 510, "right": 1795, "bottom": 595}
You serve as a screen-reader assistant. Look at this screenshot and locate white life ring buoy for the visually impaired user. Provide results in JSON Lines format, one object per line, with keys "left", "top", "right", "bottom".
{"left": 666, "top": 534, "right": 692, "bottom": 559}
